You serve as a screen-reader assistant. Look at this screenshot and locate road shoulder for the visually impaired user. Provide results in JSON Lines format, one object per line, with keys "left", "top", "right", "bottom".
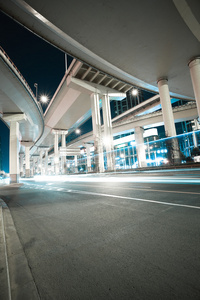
{"left": 0, "top": 198, "right": 40, "bottom": 300}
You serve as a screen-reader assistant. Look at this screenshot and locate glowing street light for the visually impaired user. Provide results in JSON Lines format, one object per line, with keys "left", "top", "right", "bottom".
{"left": 40, "top": 95, "right": 49, "bottom": 103}
{"left": 132, "top": 88, "right": 138, "bottom": 96}
{"left": 75, "top": 129, "right": 81, "bottom": 134}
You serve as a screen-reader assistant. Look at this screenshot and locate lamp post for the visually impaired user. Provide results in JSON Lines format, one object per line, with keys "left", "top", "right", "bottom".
{"left": 34, "top": 83, "right": 38, "bottom": 101}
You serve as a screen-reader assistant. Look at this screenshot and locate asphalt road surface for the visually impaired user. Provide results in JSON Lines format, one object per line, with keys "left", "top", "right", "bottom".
{"left": 1, "top": 170, "right": 200, "bottom": 299}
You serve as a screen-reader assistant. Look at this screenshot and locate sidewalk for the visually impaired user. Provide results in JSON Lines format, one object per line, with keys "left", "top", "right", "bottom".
{"left": 0, "top": 198, "right": 39, "bottom": 300}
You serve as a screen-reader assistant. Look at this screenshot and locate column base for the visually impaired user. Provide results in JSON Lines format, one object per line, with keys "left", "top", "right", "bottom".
{"left": 139, "top": 161, "right": 147, "bottom": 168}
{"left": 25, "top": 169, "right": 30, "bottom": 177}
{"left": 10, "top": 174, "right": 19, "bottom": 183}
{"left": 87, "top": 166, "right": 91, "bottom": 173}
{"left": 166, "top": 138, "right": 181, "bottom": 165}
{"left": 55, "top": 163, "right": 60, "bottom": 175}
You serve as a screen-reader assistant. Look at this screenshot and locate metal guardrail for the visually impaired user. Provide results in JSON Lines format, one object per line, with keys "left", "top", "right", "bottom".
{"left": 0, "top": 46, "right": 43, "bottom": 115}
{"left": 115, "top": 102, "right": 198, "bottom": 126}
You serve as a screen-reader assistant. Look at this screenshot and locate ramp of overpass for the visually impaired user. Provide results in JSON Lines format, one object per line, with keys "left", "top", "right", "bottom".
{"left": 0, "top": 46, "right": 44, "bottom": 153}
{"left": 34, "top": 59, "right": 126, "bottom": 153}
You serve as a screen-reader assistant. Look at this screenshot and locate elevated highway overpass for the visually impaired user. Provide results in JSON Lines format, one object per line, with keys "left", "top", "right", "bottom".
{"left": 0, "top": 47, "right": 44, "bottom": 181}
{"left": 0, "top": 1, "right": 200, "bottom": 176}
{"left": 28, "top": 55, "right": 199, "bottom": 174}
{"left": 66, "top": 102, "right": 198, "bottom": 149}
{"left": 35, "top": 59, "right": 126, "bottom": 151}
{"left": 0, "top": 0, "right": 199, "bottom": 101}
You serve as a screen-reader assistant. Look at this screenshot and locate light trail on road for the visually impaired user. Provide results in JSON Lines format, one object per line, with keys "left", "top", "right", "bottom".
{"left": 27, "top": 173, "right": 200, "bottom": 185}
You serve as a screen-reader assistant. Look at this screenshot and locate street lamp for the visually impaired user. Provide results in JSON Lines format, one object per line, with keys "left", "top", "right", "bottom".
{"left": 75, "top": 129, "right": 81, "bottom": 134}
{"left": 132, "top": 88, "right": 138, "bottom": 96}
{"left": 40, "top": 95, "right": 48, "bottom": 104}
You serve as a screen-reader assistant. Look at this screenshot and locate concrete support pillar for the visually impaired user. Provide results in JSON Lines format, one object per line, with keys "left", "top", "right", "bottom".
{"left": 61, "top": 132, "right": 67, "bottom": 174}
{"left": 32, "top": 156, "right": 37, "bottom": 176}
{"left": 85, "top": 144, "right": 92, "bottom": 172}
{"left": 91, "top": 93, "right": 104, "bottom": 173}
{"left": 25, "top": 146, "right": 30, "bottom": 177}
{"left": 35, "top": 157, "right": 39, "bottom": 175}
{"left": 53, "top": 131, "right": 60, "bottom": 175}
{"left": 9, "top": 121, "right": 20, "bottom": 183}
{"left": 193, "top": 131, "right": 198, "bottom": 148}
{"left": 135, "top": 126, "right": 147, "bottom": 168}
{"left": 102, "top": 94, "right": 115, "bottom": 171}
{"left": 158, "top": 78, "right": 180, "bottom": 164}
{"left": 157, "top": 78, "right": 176, "bottom": 137}
{"left": 40, "top": 150, "right": 44, "bottom": 175}
{"left": 189, "top": 57, "right": 200, "bottom": 119}
{"left": 62, "top": 133, "right": 66, "bottom": 148}
{"left": 3, "top": 113, "right": 26, "bottom": 183}
{"left": 74, "top": 155, "right": 78, "bottom": 173}
{"left": 30, "top": 158, "right": 34, "bottom": 177}
{"left": 52, "top": 129, "right": 68, "bottom": 175}
{"left": 19, "top": 152, "right": 24, "bottom": 177}
{"left": 45, "top": 150, "right": 48, "bottom": 175}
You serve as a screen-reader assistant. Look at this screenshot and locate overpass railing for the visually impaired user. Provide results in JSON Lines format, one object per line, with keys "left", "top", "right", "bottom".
{"left": 0, "top": 46, "right": 43, "bottom": 115}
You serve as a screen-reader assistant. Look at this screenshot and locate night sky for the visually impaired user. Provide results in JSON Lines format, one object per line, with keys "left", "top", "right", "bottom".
{"left": 0, "top": 10, "right": 66, "bottom": 172}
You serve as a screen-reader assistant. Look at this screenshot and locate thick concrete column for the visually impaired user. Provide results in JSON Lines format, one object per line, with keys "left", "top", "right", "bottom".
{"left": 21, "top": 141, "right": 34, "bottom": 177}
{"left": 62, "top": 133, "right": 66, "bottom": 148}
{"left": 189, "top": 57, "right": 200, "bottom": 118}
{"left": 37, "top": 147, "right": 49, "bottom": 175}
{"left": 45, "top": 150, "right": 48, "bottom": 175}
{"left": 135, "top": 126, "right": 147, "bottom": 168}
{"left": 74, "top": 155, "right": 78, "bottom": 173}
{"left": 158, "top": 78, "right": 180, "bottom": 164}
{"left": 32, "top": 156, "right": 38, "bottom": 176}
{"left": 193, "top": 131, "right": 198, "bottom": 148}
{"left": 3, "top": 113, "right": 26, "bottom": 183}
{"left": 25, "top": 146, "right": 30, "bottom": 177}
{"left": 61, "top": 131, "right": 68, "bottom": 174}
{"left": 19, "top": 152, "right": 24, "bottom": 177}
{"left": 52, "top": 129, "right": 68, "bottom": 175}
{"left": 52, "top": 130, "right": 60, "bottom": 175}
{"left": 157, "top": 78, "right": 176, "bottom": 137}
{"left": 91, "top": 93, "right": 104, "bottom": 173}
{"left": 39, "top": 150, "right": 44, "bottom": 175}
{"left": 85, "top": 143, "right": 92, "bottom": 172}
{"left": 9, "top": 121, "right": 20, "bottom": 182}
{"left": 102, "top": 94, "right": 115, "bottom": 171}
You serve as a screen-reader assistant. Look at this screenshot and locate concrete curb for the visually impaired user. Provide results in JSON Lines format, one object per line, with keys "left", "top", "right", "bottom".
{"left": 0, "top": 199, "right": 40, "bottom": 300}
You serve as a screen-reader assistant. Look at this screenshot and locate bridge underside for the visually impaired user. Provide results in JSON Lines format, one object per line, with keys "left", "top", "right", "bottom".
{"left": 0, "top": 0, "right": 199, "bottom": 100}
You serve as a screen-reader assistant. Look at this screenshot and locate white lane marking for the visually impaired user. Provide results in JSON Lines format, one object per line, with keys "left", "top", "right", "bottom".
{"left": 142, "top": 188, "right": 200, "bottom": 195}
{"left": 118, "top": 187, "right": 200, "bottom": 195}
{"left": 21, "top": 184, "right": 200, "bottom": 209}
{"left": 61, "top": 189, "right": 200, "bottom": 210}
{"left": 1, "top": 206, "right": 12, "bottom": 300}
